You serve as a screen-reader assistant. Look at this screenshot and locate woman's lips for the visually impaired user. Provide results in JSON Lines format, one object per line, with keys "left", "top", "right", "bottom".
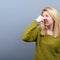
{"left": 44, "top": 19, "right": 49, "bottom": 25}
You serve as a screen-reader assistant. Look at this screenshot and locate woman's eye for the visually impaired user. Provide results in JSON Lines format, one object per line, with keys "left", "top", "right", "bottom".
{"left": 46, "top": 15, "right": 48, "bottom": 17}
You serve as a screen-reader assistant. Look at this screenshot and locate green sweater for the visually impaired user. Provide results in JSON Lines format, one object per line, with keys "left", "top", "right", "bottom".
{"left": 21, "top": 20, "right": 60, "bottom": 60}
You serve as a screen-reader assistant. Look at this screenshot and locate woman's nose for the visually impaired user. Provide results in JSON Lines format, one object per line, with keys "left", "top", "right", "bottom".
{"left": 43, "top": 16, "right": 47, "bottom": 19}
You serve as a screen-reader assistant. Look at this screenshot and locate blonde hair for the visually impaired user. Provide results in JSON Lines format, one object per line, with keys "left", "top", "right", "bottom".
{"left": 41, "top": 6, "right": 60, "bottom": 37}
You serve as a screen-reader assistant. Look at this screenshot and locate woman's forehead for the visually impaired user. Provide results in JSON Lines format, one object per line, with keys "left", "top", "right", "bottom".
{"left": 42, "top": 11, "right": 50, "bottom": 16}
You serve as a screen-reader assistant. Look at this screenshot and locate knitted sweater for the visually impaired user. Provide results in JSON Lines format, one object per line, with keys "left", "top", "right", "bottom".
{"left": 21, "top": 20, "right": 60, "bottom": 60}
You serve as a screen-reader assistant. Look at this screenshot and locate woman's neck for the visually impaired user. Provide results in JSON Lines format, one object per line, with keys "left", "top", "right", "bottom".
{"left": 47, "top": 29, "right": 53, "bottom": 35}
{"left": 46, "top": 24, "right": 54, "bottom": 35}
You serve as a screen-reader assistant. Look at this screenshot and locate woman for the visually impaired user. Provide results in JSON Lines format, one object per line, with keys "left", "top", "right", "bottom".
{"left": 21, "top": 6, "right": 60, "bottom": 60}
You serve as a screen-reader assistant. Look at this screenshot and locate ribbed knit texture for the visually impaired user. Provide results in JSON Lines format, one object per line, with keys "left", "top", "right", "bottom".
{"left": 21, "top": 20, "right": 60, "bottom": 60}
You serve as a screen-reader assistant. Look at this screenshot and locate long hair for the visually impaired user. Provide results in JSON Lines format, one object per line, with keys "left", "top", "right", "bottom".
{"left": 41, "top": 6, "right": 60, "bottom": 37}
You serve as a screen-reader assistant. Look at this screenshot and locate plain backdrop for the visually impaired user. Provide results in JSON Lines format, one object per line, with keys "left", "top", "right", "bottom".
{"left": 0, "top": 0, "right": 60, "bottom": 60}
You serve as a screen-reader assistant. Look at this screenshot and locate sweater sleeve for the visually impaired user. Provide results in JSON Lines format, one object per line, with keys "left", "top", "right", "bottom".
{"left": 21, "top": 20, "right": 40, "bottom": 42}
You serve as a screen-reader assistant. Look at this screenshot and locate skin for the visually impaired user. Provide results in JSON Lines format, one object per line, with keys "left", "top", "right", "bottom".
{"left": 43, "top": 11, "right": 53, "bottom": 31}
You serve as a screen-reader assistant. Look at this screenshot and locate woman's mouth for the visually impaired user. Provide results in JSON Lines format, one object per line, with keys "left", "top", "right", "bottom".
{"left": 44, "top": 19, "right": 49, "bottom": 25}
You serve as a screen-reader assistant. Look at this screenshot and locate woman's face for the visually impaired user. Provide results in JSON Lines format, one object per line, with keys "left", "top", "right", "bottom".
{"left": 42, "top": 11, "right": 53, "bottom": 26}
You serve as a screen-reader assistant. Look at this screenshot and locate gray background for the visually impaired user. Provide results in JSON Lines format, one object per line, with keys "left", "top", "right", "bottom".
{"left": 0, "top": 0, "right": 60, "bottom": 60}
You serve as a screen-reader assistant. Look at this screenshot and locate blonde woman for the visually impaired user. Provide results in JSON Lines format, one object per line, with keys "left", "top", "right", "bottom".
{"left": 21, "top": 6, "right": 60, "bottom": 60}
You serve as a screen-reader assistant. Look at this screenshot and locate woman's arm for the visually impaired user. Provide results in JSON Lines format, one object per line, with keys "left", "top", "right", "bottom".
{"left": 21, "top": 20, "right": 40, "bottom": 42}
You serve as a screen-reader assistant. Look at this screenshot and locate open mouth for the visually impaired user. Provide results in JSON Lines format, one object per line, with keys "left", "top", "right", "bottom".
{"left": 44, "top": 19, "right": 49, "bottom": 25}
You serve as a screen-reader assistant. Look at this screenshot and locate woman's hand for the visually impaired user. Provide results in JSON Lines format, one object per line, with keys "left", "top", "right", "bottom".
{"left": 36, "top": 16, "right": 44, "bottom": 23}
